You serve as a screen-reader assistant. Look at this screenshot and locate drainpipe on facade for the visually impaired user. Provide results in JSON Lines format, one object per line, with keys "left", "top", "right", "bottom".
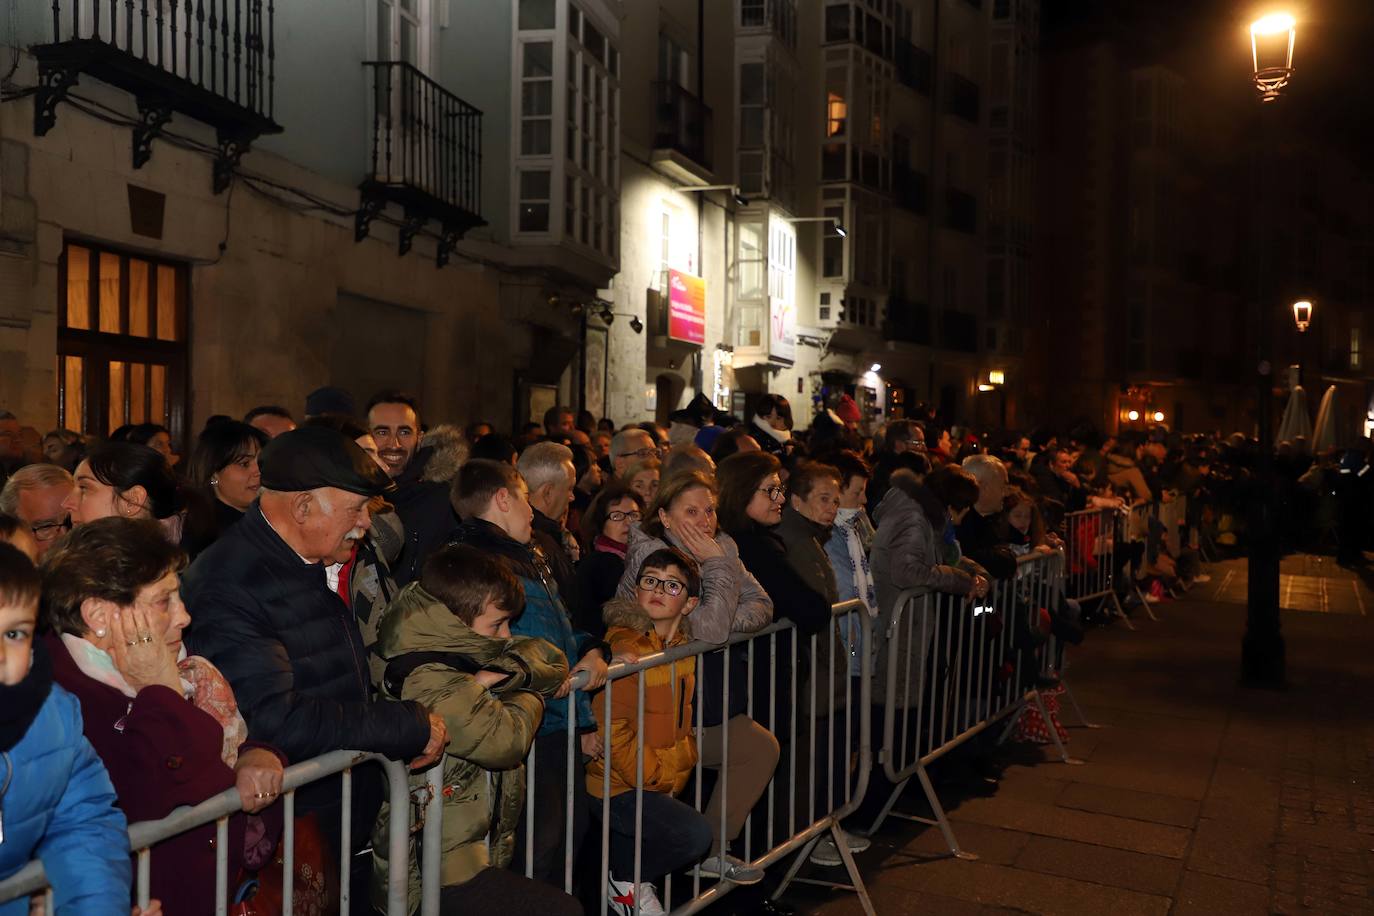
{"left": 693, "top": 0, "right": 706, "bottom": 397}
{"left": 927, "top": 0, "right": 942, "bottom": 406}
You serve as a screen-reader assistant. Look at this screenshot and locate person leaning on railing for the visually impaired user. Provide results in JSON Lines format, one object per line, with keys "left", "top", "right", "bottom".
{"left": 617, "top": 470, "right": 777, "bottom": 885}
{"left": 179, "top": 428, "right": 448, "bottom": 904}
{"left": 40, "top": 517, "right": 286, "bottom": 916}
{"left": 369, "top": 545, "right": 580, "bottom": 916}
{"left": 593, "top": 548, "right": 715, "bottom": 915}
{"left": 870, "top": 465, "right": 989, "bottom": 703}
{"left": 0, "top": 542, "right": 139, "bottom": 916}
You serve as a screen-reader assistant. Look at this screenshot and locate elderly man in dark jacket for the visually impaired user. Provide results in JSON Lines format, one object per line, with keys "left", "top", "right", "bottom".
{"left": 182, "top": 426, "right": 446, "bottom": 896}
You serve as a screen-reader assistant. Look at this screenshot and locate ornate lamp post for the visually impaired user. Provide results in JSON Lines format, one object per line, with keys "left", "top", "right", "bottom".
{"left": 1242, "top": 12, "right": 1297, "bottom": 687}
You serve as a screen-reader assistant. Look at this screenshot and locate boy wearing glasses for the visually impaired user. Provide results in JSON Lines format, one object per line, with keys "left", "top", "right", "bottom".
{"left": 592, "top": 548, "right": 714, "bottom": 915}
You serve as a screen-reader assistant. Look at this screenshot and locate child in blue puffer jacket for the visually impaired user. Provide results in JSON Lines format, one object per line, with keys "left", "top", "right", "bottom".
{"left": 0, "top": 541, "right": 132, "bottom": 916}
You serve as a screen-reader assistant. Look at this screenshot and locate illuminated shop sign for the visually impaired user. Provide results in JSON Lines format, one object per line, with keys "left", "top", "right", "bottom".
{"left": 667, "top": 269, "right": 706, "bottom": 345}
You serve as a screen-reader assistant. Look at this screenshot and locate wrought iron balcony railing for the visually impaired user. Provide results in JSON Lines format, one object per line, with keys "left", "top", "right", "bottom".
{"left": 356, "top": 61, "right": 485, "bottom": 268}
{"left": 33, "top": 0, "right": 279, "bottom": 190}
{"left": 653, "top": 80, "right": 713, "bottom": 172}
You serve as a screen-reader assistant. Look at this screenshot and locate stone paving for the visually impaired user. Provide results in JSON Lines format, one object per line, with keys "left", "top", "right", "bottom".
{"left": 783, "top": 557, "right": 1374, "bottom": 916}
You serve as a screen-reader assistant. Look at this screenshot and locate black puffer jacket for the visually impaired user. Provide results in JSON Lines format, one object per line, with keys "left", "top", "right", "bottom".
{"left": 390, "top": 447, "right": 459, "bottom": 586}
{"left": 182, "top": 505, "right": 431, "bottom": 764}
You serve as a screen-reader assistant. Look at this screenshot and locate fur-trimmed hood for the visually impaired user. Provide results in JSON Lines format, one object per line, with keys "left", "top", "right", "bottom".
{"left": 601, "top": 595, "right": 691, "bottom": 641}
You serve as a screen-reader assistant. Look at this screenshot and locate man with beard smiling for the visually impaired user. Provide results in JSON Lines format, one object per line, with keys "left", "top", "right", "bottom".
{"left": 366, "top": 390, "right": 458, "bottom": 585}
{"left": 181, "top": 426, "right": 447, "bottom": 901}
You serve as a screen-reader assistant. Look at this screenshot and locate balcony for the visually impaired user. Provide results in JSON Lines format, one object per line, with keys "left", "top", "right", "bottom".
{"left": 32, "top": 0, "right": 280, "bottom": 192}
{"left": 893, "top": 165, "right": 928, "bottom": 215}
{"left": 356, "top": 61, "right": 485, "bottom": 268}
{"left": 894, "top": 40, "right": 932, "bottom": 94}
{"left": 944, "top": 188, "right": 977, "bottom": 234}
{"left": 944, "top": 73, "right": 980, "bottom": 123}
{"left": 651, "top": 81, "right": 713, "bottom": 184}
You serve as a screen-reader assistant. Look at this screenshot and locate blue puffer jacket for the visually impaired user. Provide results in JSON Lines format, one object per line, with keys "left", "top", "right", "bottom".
{"left": 0, "top": 685, "right": 130, "bottom": 916}
{"left": 448, "top": 518, "right": 606, "bottom": 736}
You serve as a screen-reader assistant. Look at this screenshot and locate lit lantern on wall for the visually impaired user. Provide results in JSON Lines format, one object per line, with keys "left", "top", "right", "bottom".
{"left": 1127, "top": 409, "right": 1140, "bottom": 422}
{"left": 1152, "top": 410, "right": 1166, "bottom": 423}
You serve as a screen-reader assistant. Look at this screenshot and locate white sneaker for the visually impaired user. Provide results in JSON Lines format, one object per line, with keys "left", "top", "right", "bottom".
{"left": 1192, "top": 573, "right": 1212, "bottom": 583}
{"left": 1144, "top": 593, "right": 1161, "bottom": 604}
{"left": 608, "top": 871, "right": 665, "bottom": 915}
{"left": 696, "top": 853, "right": 764, "bottom": 885}
{"left": 808, "top": 832, "right": 871, "bottom": 867}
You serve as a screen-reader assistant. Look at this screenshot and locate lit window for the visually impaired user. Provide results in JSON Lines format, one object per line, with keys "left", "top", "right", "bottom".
{"left": 1352, "top": 327, "right": 1362, "bottom": 370}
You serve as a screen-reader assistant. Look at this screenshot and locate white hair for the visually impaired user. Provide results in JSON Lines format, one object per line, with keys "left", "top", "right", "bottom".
{"left": 609, "top": 428, "right": 651, "bottom": 461}
{"left": 961, "top": 453, "right": 1007, "bottom": 488}
{"left": 518, "top": 441, "right": 574, "bottom": 492}
{"left": 0, "top": 464, "right": 74, "bottom": 515}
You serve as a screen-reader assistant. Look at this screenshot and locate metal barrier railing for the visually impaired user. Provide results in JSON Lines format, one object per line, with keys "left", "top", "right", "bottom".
{"left": 1064, "top": 505, "right": 1136, "bottom": 627}
{"left": 0, "top": 750, "right": 415, "bottom": 916}
{"left": 866, "top": 550, "right": 1084, "bottom": 852}
{"left": 399, "top": 600, "right": 877, "bottom": 916}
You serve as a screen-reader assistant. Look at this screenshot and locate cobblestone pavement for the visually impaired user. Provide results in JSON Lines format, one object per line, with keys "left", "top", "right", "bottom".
{"left": 783, "top": 557, "right": 1374, "bottom": 916}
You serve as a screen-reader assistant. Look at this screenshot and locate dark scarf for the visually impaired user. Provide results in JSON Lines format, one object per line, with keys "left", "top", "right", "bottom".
{"left": 0, "top": 638, "right": 53, "bottom": 752}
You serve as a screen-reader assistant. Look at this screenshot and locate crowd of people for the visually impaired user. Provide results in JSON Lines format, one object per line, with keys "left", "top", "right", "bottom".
{"left": 1, "top": 390, "right": 1369, "bottom": 916}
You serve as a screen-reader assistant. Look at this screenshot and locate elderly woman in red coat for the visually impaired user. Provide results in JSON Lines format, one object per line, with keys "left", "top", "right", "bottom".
{"left": 41, "top": 517, "right": 285, "bottom": 915}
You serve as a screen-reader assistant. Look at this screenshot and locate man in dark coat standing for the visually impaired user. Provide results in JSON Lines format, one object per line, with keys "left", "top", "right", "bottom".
{"left": 367, "top": 390, "right": 458, "bottom": 585}
{"left": 182, "top": 426, "right": 447, "bottom": 896}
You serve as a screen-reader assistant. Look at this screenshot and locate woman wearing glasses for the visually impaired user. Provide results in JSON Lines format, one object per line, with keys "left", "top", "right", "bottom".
{"left": 615, "top": 470, "right": 777, "bottom": 885}
{"left": 575, "top": 482, "right": 645, "bottom": 638}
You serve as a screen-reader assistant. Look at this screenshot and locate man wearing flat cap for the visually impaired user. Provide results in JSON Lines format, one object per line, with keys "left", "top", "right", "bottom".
{"left": 182, "top": 426, "right": 447, "bottom": 895}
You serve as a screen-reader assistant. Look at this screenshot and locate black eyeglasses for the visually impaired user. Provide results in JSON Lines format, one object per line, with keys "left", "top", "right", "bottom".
{"left": 756, "top": 485, "right": 785, "bottom": 502}
{"left": 30, "top": 519, "right": 71, "bottom": 542}
{"left": 637, "top": 575, "right": 686, "bottom": 597}
{"left": 607, "top": 510, "right": 642, "bottom": 523}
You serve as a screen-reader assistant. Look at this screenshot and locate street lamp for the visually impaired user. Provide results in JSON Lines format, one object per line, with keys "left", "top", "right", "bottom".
{"left": 1250, "top": 13, "right": 1296, "bottom": 102}
{"left": 1291, "top": 299, "right": 1313, "bottom": 332}
{"left": 786, "top": 216, "right": 848, "bottom": 237}
{"left": 671, "top": 183, "right": 750, "bottom": 207}
{"left": 1243, "top": 11, "right": 1297, "bottom": 689}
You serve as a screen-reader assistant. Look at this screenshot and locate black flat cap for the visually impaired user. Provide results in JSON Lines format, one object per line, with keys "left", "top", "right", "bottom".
{"left": 258, "top": 426, "right": 395, "bottom": 496}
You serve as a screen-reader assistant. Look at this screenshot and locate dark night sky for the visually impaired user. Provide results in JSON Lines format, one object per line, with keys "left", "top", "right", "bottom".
{"left": 1043, "top": 0, "right": 1374, "bottom": 162}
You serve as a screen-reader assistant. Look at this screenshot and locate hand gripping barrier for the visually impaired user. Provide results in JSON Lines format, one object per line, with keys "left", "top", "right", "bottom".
{"left": 0, "top": 750, "right": 416, "bottom": 916}
{"left": 866, "top": 551, "right": 1085, "bottom": 855}
{"left": 411, "top": 599, "right": 877, "bottom": 916}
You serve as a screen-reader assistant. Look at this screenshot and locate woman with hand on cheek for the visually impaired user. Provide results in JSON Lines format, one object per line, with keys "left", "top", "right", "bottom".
{"left": 41, "top": 518, "right": 286, "bottom": 916}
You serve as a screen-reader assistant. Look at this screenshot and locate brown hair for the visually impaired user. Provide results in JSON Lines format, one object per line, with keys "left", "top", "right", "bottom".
{"left": 0, "top": 539, "right": 40, "bottom": 612}
{"left": 420, "top": 544, "right": 525, "bottom": 625}
{"left": 641, "top": 470, "right": 717, "bottom": 541}
{"left": 451, "top": 459, "right": 524, "bottom": 519}
{"left": 715, "top": 451, "right": 781, "bottom": 536}
{"left": 40, "top": 517, "right": 186, "bottom": 636}
{"left": 637, "top": 547, "right": 702, "bottom": 598}
{"left": 786, "top": 460, "right": 842, "bottom": 501}
{"left": 830, "top": 450, "right": 872, "bottom": 489}
{"left": 925, "top": 464, "right": 981, "bottom": 513}
{"left": 578, "top": 482, "right": 644, "bottom": 549}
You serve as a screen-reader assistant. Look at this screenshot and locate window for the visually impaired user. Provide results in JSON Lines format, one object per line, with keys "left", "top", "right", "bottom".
{"left": 377, "top": 0, "right": 429, "bottom": 70}
{"left": 519, "top": 170, "right": 551, "bottom": 232}
{"left": 58, "top": 241, "right": 188, "bottom": 442}
{"left": 519, "top": 0, "right": 555, "bottom": 30}
{"left": 741, "top": 0, "right": 766, "bottom": 27}
{"left": 519, "top": 42, "right": 554, "bottom": 156}
{"left": 1352, "top": 327, "right": 1362, "bottom": 370}
{"left": 737, "top": 220, "right": 765, "bottom": 347}
{"left": 824, "top": 3, "right": 850, "bottom": 42}
{"left": 658, "top": 33, "right": 688, "bottom": 87}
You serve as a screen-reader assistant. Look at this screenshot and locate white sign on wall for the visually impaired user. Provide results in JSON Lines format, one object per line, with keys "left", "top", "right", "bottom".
{"left": 768, "top": 295, "right": 796, "bottom": 364}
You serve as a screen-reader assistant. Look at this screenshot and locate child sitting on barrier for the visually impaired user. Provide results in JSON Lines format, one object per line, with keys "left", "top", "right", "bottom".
{"left": 369, "top": 545, "right": 581, "bottom": 916}
{"left": 592, "top": 548, "right": 715, "bottom": 915}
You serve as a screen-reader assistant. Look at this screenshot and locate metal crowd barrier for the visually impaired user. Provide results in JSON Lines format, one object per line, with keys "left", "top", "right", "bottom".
{"left": 1063, "top": 505, "right": 1135, "bottom": 627}
{"left": 0, "top": 750, "right": 415, "bottom": 916}
{"left": 867, "top": 551, "right": 1085, "bottom": 853}
{"left": 404, "top": 600, "right": 877, "bottom": 916}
